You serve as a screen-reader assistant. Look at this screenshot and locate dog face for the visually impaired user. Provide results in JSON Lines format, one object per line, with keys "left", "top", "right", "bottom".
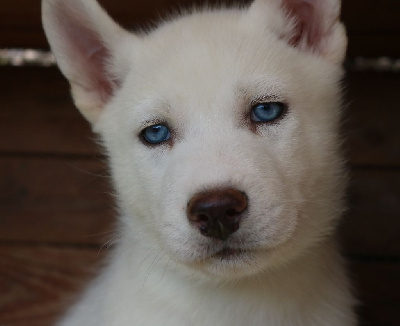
{"left": 43, "top": 0, "right": 347, "bottom": 278}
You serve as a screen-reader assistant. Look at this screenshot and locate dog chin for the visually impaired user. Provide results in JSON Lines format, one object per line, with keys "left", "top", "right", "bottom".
{"left": 183, "top": 246, "right": 271, "bottom": 279}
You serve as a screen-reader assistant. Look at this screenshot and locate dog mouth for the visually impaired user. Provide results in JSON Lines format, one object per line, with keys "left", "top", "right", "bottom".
{"left": 212, "top": 247, "right": 247, "bottom": 260}
{"left": 195, "top": 246, "right": 262, "bottom": 277}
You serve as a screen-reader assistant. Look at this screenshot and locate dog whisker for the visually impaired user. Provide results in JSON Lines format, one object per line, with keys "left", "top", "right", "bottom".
{"left": 142, "top": 249, "right": 166, "bottom": 287}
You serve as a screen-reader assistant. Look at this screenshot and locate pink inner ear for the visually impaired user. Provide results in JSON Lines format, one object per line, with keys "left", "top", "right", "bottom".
{"left": 56, "top": 5, "right": 115, "bottom": 103}
{"left": 283, "top": 0, "right": 324, "bottom": 51}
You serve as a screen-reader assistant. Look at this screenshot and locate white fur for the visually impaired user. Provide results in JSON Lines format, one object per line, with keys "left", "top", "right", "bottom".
{"left": 42, "top": 0, "right": 356, "bottom": 325}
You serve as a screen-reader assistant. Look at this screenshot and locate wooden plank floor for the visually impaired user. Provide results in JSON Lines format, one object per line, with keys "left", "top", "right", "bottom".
{"left": 1, "top": 67, "right": 399, "bottom": 325}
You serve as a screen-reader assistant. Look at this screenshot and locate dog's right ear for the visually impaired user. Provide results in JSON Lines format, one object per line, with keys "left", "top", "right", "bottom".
{"left": 247, "top": 0, "right": 347, "bottom": 64}
{"left": 42, "top": 0, "right": 133, "bottom": 124}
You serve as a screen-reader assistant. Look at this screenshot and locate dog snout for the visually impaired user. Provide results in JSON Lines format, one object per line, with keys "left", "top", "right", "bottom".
{"left": 187, "top": 188, "right": 248, "bottom": 241}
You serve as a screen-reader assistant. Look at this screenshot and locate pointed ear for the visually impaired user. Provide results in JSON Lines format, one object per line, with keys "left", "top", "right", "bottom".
{"left": 248, "top": 0, "right": 347, "bottom": 64}
{"left": 42, "top": 0, "right": 133, "bottom": 123}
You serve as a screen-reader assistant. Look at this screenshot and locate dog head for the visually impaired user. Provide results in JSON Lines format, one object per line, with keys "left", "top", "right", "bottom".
{"left": 43, "top": 0, "right": 347, "bottom": 279}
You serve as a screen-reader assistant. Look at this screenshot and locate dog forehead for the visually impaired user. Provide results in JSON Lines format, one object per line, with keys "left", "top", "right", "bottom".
{"left": 149, "top": 14, "right": 283, "bottom": 70}
{"left": 122, "top": 11, "right": 294, "bottom": 112}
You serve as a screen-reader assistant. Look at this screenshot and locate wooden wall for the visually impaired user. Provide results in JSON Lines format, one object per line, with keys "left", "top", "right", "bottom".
{"left": 1, "top": 1, "right": 399, "bottom": 325}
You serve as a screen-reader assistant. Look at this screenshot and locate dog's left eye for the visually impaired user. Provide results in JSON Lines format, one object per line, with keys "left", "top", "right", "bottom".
{"left": 251, "top": 102, "right": 286, "bottom": 123}
{"left": 141, "top": 124, "right": 171, "bottom": 145}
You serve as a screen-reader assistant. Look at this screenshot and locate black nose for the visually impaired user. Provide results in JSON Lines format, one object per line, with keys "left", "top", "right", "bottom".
{"left": 187, "top": 188, "right": 248, "bottom": 241}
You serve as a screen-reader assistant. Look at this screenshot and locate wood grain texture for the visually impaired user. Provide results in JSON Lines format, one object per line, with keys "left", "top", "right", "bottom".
{"left": 341, "top": 170, "right": 400, "bottom": 257}
{"left": 0, "top": 157, "right": 115, "bottom": 245}
{"left": 345, "top": 72, "right": 400, "bottom": 166}
{"left": 0, "top": 67, "right": 97, "bottom": 155}
{"left": 0, "top": 246, "right": 102, "bottom": 326}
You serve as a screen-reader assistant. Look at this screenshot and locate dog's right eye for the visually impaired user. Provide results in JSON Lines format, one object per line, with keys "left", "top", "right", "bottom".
{"left": 250, "top": 102, "right": 286, "bottom": 123}
{"left": 141, "top": 124, "right": 171, "bottom": 145}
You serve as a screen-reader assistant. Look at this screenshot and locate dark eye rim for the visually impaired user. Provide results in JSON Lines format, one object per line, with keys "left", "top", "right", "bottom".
{"left": 139, "top": 123, "right": 172, "bottom": 146}
{"left": 249, "top": 101, "right": 288, "bottom": 125}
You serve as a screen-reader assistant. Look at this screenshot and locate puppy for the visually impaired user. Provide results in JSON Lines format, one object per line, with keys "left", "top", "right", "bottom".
{"left": 42, "top": 0, "right": 356, "bottom": 324}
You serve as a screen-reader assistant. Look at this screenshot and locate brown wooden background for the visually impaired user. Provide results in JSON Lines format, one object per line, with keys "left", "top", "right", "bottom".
{"left": 1, "top": 1, "right": 399, "bottom": 325}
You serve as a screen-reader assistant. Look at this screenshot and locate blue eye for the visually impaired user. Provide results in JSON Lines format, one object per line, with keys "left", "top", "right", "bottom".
{"left": 251, "top": 102, "right": 285, "bottom": 123}
{"left": 141, "top": 124, "right": 171, "bottom": 145}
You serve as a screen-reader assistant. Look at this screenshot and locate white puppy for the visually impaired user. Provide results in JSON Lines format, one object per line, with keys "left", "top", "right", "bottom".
{"left": 42, "top": 0, "right": 356, "bottom": 324}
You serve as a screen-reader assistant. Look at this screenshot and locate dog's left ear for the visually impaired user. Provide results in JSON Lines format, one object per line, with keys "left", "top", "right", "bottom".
{"left": 248, "top": 0, "right": 347, "bottom": 64}
{"left": 42, "top": 0, "right": 134, "bottom": 124}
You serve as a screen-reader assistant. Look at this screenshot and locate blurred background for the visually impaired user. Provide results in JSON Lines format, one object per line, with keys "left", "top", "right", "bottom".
{"left": 0, "top": 1, "right": 399, "bottom": 325}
